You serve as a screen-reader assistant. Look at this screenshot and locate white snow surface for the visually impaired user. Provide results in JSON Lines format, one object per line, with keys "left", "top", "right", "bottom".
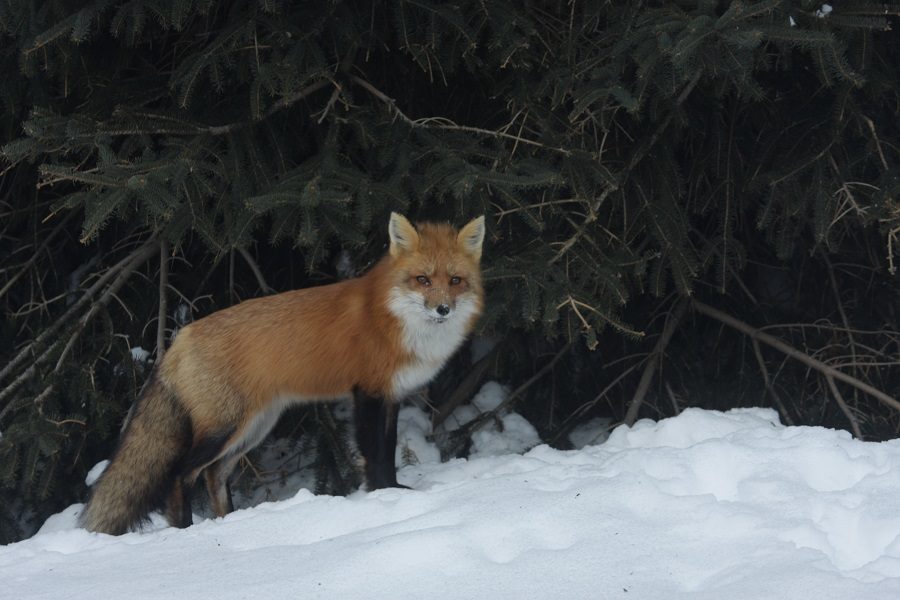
{"left": 4, "top": 407, "right": 900, "bottom": 599}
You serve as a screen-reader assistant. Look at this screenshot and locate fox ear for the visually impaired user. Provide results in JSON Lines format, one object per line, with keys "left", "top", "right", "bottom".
{"left": 389, "top": 212, "right": 419, "bottom": 257}
{"left": 457, "top": 215, "right": 485, "bottom": 261}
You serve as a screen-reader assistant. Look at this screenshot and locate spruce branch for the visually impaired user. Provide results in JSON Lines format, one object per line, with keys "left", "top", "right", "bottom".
{"left": 550, "top": 70, "right": 703, "bottom": 265}
{"left": 349, "top": 75, "right": 573, "bottom": 155}
{"left": 202, "top": 79, "right": 332, "bottom": 136}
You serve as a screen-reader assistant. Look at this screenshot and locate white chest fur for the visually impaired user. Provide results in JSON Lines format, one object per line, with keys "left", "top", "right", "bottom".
{"left": 387, "top": 288, "right": 478, "bottom": 399}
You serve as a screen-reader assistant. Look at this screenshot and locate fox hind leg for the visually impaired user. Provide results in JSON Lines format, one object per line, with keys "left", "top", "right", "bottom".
{"left": 162, "top": 427, "right": 236, "bottom": 528}
{"left": 204, "top": 452, "right": 242, "bottom": 517}
{"left": 164, "top": 478, "right": 193, "bottom": 528}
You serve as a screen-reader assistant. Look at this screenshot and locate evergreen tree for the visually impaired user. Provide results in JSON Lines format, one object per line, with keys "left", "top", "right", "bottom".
{"left": 0, "top": 1, "right": 897, "bottom": 542}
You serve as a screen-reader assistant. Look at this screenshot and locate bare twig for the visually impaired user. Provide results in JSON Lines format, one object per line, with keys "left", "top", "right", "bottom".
{"left": 624, "top": 299, "right": 689, "bottom": 426}
{"left": 751, "top": 338, "right": 794, "bottom": 426}
{"left": 237, "top": 246, "right": 275, "bottom": 295}
{"left": 432, "top": 342, "right": 573, "bottom": 453}
{"left": 548, "top": 359, "right": 643, "bottom": 446}
{"left": 205, "top": 79, "right": 330, "bottom": 136}
{"left": 0, "top": 360, "right": 58, "bottom": 423}
{"left": 480, "top": 342, "right": 573, "bottom": 424}
{"left": 431, "top": 343, "right": 501, "bottom": 429}
{"left": 822, "top": 252, "right": 858, "bottom": 362}
{"left": 691, "top": 299, "right": 900, "bottom": 414}
{"left": 861, "top": 115, "right": 889, "bottom": 171}
{"left": 826, "top": 375, "right": 863, "bottom": 439}
{"left": 551, "top": 70, "right": 703, "bottom": 265}
{"left": 349, "top": 74, "right": 573, "bottom": 155}
{"left": 0, "top": 241, "right": 156, "bottom": 384}
{"left": 549, "top": 186, "right": 617, "bottom": 265}
{"left": 0, "top": 210, "right": 76, "bottom": 301}
{"left": 157, "top": 240, "right": 169, "bottom": 361}
{"left": 315, "top": 81, "right": 343, "bottom": 124}
{"left": 0, "top": 241, "right": 157, "bottom": 413}
{"left": 664, "top": 381, "right": 681, "bottom": 414}
{"left": 54, "top": 241, "right": 159, "bottom": 372}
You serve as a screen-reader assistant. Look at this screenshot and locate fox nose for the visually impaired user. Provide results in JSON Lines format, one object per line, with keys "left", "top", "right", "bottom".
{"left": 436, "top": 304, "right": 450, "bottom": 316}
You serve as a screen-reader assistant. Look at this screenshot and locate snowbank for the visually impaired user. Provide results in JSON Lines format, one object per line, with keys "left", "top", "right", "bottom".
{"left": 3, "top": 407, "right": 900, "bottom": 599}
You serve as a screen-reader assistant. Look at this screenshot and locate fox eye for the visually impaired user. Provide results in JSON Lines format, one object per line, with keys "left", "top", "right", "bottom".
{"left": 415, "top": 275, "right": 431, "bottom": 286}
{"left": 450, "top": 276, "right": 462, "bottom": 285}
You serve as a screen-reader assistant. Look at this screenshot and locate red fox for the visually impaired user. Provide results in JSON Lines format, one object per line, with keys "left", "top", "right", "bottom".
{"left": 81, "top": 213, "right": 485, "bottom": 535}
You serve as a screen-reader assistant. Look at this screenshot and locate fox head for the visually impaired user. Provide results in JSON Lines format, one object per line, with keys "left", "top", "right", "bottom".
{"left": 385, "top": 212, "right": 485, "bottom": 328}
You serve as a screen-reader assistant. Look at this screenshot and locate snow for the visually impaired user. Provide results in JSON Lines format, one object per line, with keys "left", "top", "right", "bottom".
{"left": 4, "top": 407, "right": 900, "bottom": 599}
{"left": 129, "top": 346, "right": 151, "bottom": 363}
{"left": 439, "top": 381, "right": 542, "bottom": 457}
{"left": 84, "top": 460, "right": 108, "bottom": 487}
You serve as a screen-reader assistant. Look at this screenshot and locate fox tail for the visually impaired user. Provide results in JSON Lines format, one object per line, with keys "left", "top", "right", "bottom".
{"left": 80, "top": 375, "right": 191, "bottom": 535}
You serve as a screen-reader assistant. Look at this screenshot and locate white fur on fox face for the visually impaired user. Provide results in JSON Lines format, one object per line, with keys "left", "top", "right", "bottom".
{"left": 387, "top": 287, "right": 479, "bottom": 398}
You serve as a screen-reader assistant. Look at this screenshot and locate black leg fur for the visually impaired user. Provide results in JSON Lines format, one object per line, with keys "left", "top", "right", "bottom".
{"left": 164, "top": 427, "right": 236, "bottom": 526}
{"left": 353, "top": 389, "right": 407, "bottom": 490}
{"left": 179, "top": 427, "right": 237, "bottom": 480}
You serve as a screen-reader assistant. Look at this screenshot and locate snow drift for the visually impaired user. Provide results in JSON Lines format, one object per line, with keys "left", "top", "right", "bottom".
{"left": 3, "top": 407, "right": 900, "bottom": 599}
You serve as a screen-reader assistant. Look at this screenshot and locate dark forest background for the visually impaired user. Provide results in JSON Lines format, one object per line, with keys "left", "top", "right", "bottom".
{"left": 1, "top": 0, "right": 898, "bottom": 543}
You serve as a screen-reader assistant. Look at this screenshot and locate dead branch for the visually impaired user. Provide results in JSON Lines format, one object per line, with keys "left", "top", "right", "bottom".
{"left": 551, "top": 70, "right": 703, "bottom": 265}
{"left": 349, "top": 74, "right": 573, "bottom": 155}
{"left": 624, "top": 299, "right": 689, "bottom": 426}
{"left": 752, "top": 338, "right": 794, "bottom": 426}
{"left": 157, "top": 240, "right": 169, "bottom": 361}
{"left": 54, "top": 241, "right": 158, "bottom": 374}
{"left": 431, "top": 343, "right": 501, "bottom": 430}
{"left": 548, "top": 359, "right": 643, "bottom": 446}
{"left": 204, "top": 79, "right": 330, "bottom": 136}
{"left": 0, "top": 241, "right": 157, "bottom": 415}
{"left": 0, "top": 241, "right": 155, "bottom": 384}
{"left": 0, "top": 210, "right": 76, "bottom": 301}
{"left": 238, "top": 246, "right": 275, "bottom": 295}
{"left": 431, "top": 342, "right": 572, "bottom": 455}
{"left": 691, "top": 299, "right": 900, "bottom": 414}
{"left": 826, "top": 375, "right": 863, "bottom": 439}
{"left": 0, "top": 345, "right": 61, "bottom": 424}
{"left": 664, "top": 381, "right": 681, "bottom": 414}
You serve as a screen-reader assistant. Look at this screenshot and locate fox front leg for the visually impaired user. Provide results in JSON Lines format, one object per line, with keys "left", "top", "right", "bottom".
{"left": 352, "top": 389, "right": 408, "bottom": 490}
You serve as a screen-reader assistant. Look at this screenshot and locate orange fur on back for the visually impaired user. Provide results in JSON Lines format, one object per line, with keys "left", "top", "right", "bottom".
{"left": 161, "top": 260, "right": 409, "bottom": 433}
